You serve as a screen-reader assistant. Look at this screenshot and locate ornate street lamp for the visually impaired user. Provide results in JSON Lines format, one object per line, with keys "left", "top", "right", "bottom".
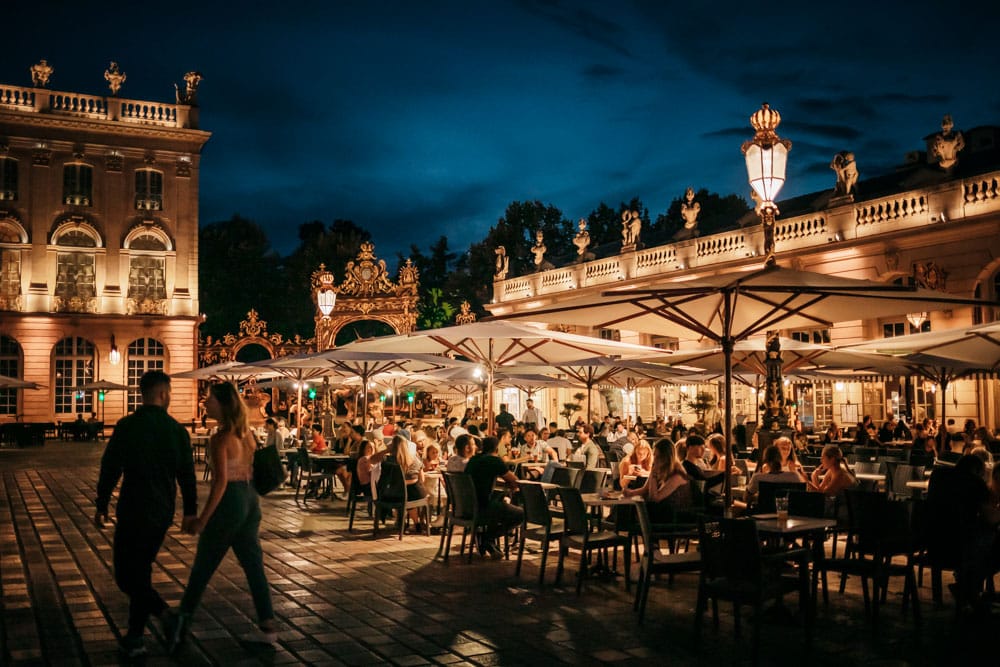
{"left": 742, "top": 103, "right": 792, "bottom": 266}
{"left": 312, "top": 264, "right": 338, "bottom": 350}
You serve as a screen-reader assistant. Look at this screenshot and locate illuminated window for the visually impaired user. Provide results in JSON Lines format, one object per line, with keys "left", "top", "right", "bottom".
{"left": 134, "top": 169, "right": 163, "bottom": 211}
{"left": 0, "top": 335, "right": 21, "bottom": 415}
{"left": 0, "top": 158, "right": 17, "bottom": 201}
{"left": 128, "top": 256, "right": 166, "bottom": 301}
{"left": 126, "top": 338, "right": 165, "bottom": 412}
{"left": 598, "top": 328, "right": 620, "bottom": 341}
{"left": 882, "top": 321, "right": 906, "bottom": 338}
{"left": 63, "top": 164, "right": 93, "bottom": 206}
{"left": 54, "top": 337, "right": 94, "bottom": 415}
{"left": 651, "top": 335, "right": 679, "bottom": 351}
{"left": 55, "top": 253, "right": 96, "bottom": 300}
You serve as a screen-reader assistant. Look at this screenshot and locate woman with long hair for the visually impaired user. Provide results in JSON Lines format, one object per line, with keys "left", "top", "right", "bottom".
{"left": 623, "top": 438, "right": 691, "bottom": 521}
{"left": 619, "top": 438, "right": 653, "bottom": 488}
{"left": 169, "top": 382, "right": 276, "bottom": 650}
{"left": 371, "top": 435, "right": 428, "bottom": 532}
{"left": 808, "top": 444, "right": 857, "bottom": 497}
{"left": 746, "top": 444, "right": 806, "bottom": 498}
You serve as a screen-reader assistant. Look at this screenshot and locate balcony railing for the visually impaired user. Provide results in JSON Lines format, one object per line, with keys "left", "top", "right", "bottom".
{"left": 0, "top": 84, "right": 194, "bottom": 129}
{"left": 491, "top": 168, "right": 1000, "bottom": 304}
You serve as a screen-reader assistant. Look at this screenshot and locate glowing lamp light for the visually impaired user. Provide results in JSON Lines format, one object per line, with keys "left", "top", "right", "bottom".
{"left": 108, "top": 335, "right": 121, "bottom": 366}
{"left": 742, "top": 103, "right": 790, "bottom": 207}
{"left": 835, "top": 381, "right": 845, "bottom": 392}
{"left": 906, "top": 312, "right": 928, "bottom": 330}
{"left": 317, "top": 288, "right": 336, "bottom": 316}
{"left": 98, "top": 390, "right": 106, "bottom": 402}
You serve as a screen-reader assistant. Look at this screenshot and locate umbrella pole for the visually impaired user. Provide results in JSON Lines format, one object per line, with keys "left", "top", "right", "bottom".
{"left": 722, "top": 337, "right": 734, "bottom": 513}
{"left": 940, "top": 377, "right": 948, "bottom": 454}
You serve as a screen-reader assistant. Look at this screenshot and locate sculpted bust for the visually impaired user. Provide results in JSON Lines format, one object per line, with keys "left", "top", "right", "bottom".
{"left": 932, "top": 115, "right": 965, "bottom": 170}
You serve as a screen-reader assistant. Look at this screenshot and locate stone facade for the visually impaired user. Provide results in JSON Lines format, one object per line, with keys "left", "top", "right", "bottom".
{"left": 0, "top": 68, "right": 211, "bottom": 424}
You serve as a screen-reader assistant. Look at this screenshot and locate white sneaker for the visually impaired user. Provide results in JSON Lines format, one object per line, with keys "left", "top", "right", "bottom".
{"left": 240, "top": 627, "right": 278, "bottom": 645}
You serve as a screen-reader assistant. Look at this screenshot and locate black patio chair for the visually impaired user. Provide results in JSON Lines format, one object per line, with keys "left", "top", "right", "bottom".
{"left": 515, "top": 481, "right": 564, "bottom": 587}
{"left": 633, "top": 500, "right": 700, "bottom": 624}
{"left": 554, "top": 486, "right": 631, "bottom": 594}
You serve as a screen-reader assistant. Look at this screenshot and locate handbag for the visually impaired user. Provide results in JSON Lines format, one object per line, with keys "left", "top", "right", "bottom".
{"left": 253, "top": 443, "right": 284, "bottom": 495}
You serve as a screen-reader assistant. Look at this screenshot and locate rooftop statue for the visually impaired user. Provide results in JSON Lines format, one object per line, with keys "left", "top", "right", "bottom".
{"left": 681, "top": 187, "right": 701, "bottom": 230}
{"left": 830, "top": 151, "right": 858, "bottom": 197}
{"left": 573, "top": 218, "right": 595, "bottom": 262}
{"left": 104, "top": 62, "right": 126, "bottom": 96}
{"left": 531, "top": 230, "right": 553, "bottom": 271}
{"left": 175, "top": 71, "right": 203, "bottom": 104}
{"left": 494, "top": 246, "right": 509, "bottom": 280}
{"left": 931, "top": 114, "right": 964, "bottom": 170}
{"left": 621, "top": 209, "right": 641, "bottom": 248}
{"left": 30, "top": 60, "right": 53, "bottom": 88}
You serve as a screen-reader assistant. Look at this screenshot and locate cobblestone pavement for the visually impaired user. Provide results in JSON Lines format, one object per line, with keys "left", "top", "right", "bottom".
{"left": 0, "top": 441, "right": 994, "bottom": 666}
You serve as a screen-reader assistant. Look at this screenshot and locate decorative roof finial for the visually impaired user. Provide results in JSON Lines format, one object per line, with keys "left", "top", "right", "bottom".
{"left": 104, "top": 62, "right": 126, "bottom": 96}
{"left": 30, "top": 59, "right": 53, "bottom": 88}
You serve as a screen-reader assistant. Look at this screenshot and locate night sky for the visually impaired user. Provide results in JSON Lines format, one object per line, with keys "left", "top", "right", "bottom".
{"left": 4, "top": 1, "right": 997, "bottom": 260}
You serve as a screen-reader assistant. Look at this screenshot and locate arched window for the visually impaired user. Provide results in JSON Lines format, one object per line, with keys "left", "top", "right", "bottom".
{"left": 126, "top": 338, "right": 166, "bottom": 412}
{"left": 0, "top": 335, "right": 22, "bottom": 415}
{"left": 53, "top": 223, "right": 100, "bottom": 309}
{"left": 63, "top": 163, "right": 93, "bottom": 206}
{"left": 134, "top": 169, "right": 163, "bottom": 211}
{"left": 0, "top": 216, "right": 27, "bottom": 312}
{"left": 0, "top": 157, "right": 17, "bottom": 201}
{"left": 54, "top": 337, "right": 95, "bottom": 415}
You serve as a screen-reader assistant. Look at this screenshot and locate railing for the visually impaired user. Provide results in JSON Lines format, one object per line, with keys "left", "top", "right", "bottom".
{"left": 0, "top": 85, "right": 35, "bottom": 110}
{"left": 964, "top": 176, "right": 999, "bottom": 203}
{"left": 855, "top": 193, "right": 927, "bottom": 226}
{"left": 491, "top": 167, "right": 1000, "bottom": 304}
{"left": 775, "top": 215, "right": 825, "bottom": 243}
{"left": 118, "top": 99, "right": 179, "bottom": 127}
{"left": 48, "top": 92, "right": 107, "bottom": 119}
{"left": 0, "top": 85, "right": 187, "bottom": 128}
{"left": 697, "top": 230, "right": 747, "bottom": 258}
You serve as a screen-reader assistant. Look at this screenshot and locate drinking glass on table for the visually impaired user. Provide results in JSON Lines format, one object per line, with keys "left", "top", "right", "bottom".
{"left": 775, "top": 495, "right": 789, "bottom": 522}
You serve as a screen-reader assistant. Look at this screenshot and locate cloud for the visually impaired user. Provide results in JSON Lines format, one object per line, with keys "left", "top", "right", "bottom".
{"left": 514, "top": 0, "right": 633, "bottom": 58}
{"left": 582, "top": 63, "right": 625, "bottom": 81}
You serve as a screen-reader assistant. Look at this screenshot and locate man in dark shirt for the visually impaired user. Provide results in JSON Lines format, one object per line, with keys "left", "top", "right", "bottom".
{"left": 95, "top": 370, "right": 197, "bottom": 657}
{"left": 682, "top": 434, "right": 724, "bottom": 490}
{"left": 495, "top": 403, "right": 516, "bottom": 431}
{"left": 464, "top": 436, "right": 521, "bottom": 557}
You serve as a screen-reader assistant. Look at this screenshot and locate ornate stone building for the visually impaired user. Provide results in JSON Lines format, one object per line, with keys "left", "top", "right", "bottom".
{"left": 487, "top": 116, "right": 1000, "bottom": 430}
{"left": 0, "top": 62, "right": 210, "bottom": 424}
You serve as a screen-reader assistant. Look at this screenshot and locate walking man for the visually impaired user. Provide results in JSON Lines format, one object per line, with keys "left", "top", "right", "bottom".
{"left": 94, "top": 370, "right": 197, "bottom": 657}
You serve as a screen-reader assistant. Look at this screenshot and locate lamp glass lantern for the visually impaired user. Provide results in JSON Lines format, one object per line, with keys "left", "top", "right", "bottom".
{"left": 744, "top": 140, "right": 789, "bottom": 205}
{"left": 108, "top": 335, "right": 121, "bottom": 366}
{"left": 317, "top": 289, "right": 336, "bottom": 316}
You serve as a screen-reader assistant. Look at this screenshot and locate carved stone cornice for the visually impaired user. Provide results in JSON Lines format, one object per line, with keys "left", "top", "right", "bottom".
{"left": 52, "top": 295, "right": 97, "bottom": 313}
{"left": 126, "top": 297, "right": 168, "bottom": 315}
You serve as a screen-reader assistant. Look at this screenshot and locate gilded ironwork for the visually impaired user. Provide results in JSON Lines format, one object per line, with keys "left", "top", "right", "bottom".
{"left": 313, "top": 242, "right": 420, "bottom": 350}
{"left": 199, "top": 308, "right": 314, "bottom": 365}
{"left": 455, "top": 300, "right": 477, "bottom": 325}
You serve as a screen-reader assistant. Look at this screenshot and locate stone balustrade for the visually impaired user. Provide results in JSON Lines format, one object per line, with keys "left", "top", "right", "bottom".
{"left": 0, "top": 85, "right": 191, "bottom": 129}
{"left": 491, "top": 168, "right": 1000, "bottom": 305}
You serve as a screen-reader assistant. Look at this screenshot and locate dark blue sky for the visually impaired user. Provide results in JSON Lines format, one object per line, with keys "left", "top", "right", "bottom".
{"left": 5, "top": 1, "right": 997, "bottom": 260}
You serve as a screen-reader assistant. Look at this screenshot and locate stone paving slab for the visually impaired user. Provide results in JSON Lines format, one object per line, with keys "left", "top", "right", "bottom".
{"left": 0, "top": 441, "right": 996, "bottom": 665}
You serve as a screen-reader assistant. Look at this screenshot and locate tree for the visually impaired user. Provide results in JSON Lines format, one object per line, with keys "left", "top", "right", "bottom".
{"left": 417, "top": 287, "right": 456, "bottom": 330}
{"left": 198, "top": 215, "right": 282, "bottom": 339}
{"left": 652, "top": 189, "right": 752, "bottom": 240}
{"left": 560, "top": 392, "right": 587, "bottom": 428}
{"left": 686, "top": 391, "right": 717, "bottom": 424}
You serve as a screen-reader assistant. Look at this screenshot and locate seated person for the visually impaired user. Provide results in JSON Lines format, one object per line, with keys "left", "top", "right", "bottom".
{"left": 309, "top": 423, "right": 328, "bottom": 454}
{"left": 464, "top": 435, "right": 521, "bottom": 557}
{"left": 823, "top": 422, "right": 843, "bottom": 444}
{"left": 747, "top": 444, "right": 807, "bottom": 500}
{"left": 371, "top": 435, "right": 428, "bottom": 532}
{"left": 623, "top": 438, "right": 692, "bottom": 522}
{"left": 807, "top": 444, "right": 856, "bottom": 497}
{"left": 355, "top": 440, "right": 376, "bottom": 496}
{"left": 681, "top": 434, "right": 724, "bottom": 490}
{"left": 618, "top": 439, "right": 653, "bottom": 489}
{"left": 446, "top": 433, "right": 476, "bottom": 472}
{"left": 775, "top": 436, "right": 806, "bottom": 476}
{"left": 574, "top": 423, "right": 603, "bottom": 469}
{"left": 423, "top": 443, "right": 442, "bottom": 471}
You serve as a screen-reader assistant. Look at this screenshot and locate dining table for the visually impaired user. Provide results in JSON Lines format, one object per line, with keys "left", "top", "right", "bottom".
{"left": 754, "top": 513, "right": 837, "bottom": 613}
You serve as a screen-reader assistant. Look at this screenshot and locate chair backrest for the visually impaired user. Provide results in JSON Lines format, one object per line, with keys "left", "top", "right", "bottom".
{"left": 755, "top": 481, "right": 805, "bottom": 514}
{"left": 577, "top": 468, "right": 608, "bottom": 493}
{"left": 889, "top": 464, "right": 921, "bottom": 497}
{"left": 557, "top": 486, "right": 590, "bottom": 535}
{"left": 720, "top": 518, "right": 763, "bottom": 585}
{"left": 853, "top": 446, "right": 878, "bottom": 463}
{"left": 699, "top": 519, "right": 725, "bottom": 579}
{"left": 908, "top": 450, "right": 935, "bottom": 468}
{"left": 520, "top": 481, "right": 552, "bottom": 527}
{"left": 845, "top": 489, "right": 911, "bottom": 557}
{"left": 939, "top": 450, "right": 962, "bottom": 464}
{"left": 376, "top": 461, "right": 406, "bottom": 502}
{"left": 443, "top": 472, "right": 478, "bottom": 521}
{"left": 566, "top": 460, "right": 585, "bottom": 470}
{"left": 550, "top": 466, "right": 582, "bottom": 488}
{"left": 634, "top": 500, "right": 655, "bottom": 556}
{"left": 787, "top": 489, "right": 826, "bottom": 518}
{"left": 854, "top": 461, "right": 884, "bottom": 475}
{"left": 734, "top": 458, "right": 750, "bottom": 478}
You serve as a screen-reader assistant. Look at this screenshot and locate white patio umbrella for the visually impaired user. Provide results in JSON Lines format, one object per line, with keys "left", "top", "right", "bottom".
{"left": 246, "top": 350, "right": 473, "bottom": 431}
{"left": 340, "top": 320, "right": 667, "bottom": 432}
{"left": 67, "top": 379, "right": 131, "bottom": 421}
{"left": 839, "top": 322, "right": 1000, "bottom": 433}
{"left": 505, "top": 356, "right": 691, "bottom": 422}
{"left": 496, "top": 262, "right": 990, "bottom": 507}
{"left": 171, "top": 360, "right": 277, "bottom": 383}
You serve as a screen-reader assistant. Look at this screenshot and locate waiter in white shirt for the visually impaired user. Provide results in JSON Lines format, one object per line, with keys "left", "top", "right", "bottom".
{"left": 521, "top": 398, "right": 543, "bottom": 431}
